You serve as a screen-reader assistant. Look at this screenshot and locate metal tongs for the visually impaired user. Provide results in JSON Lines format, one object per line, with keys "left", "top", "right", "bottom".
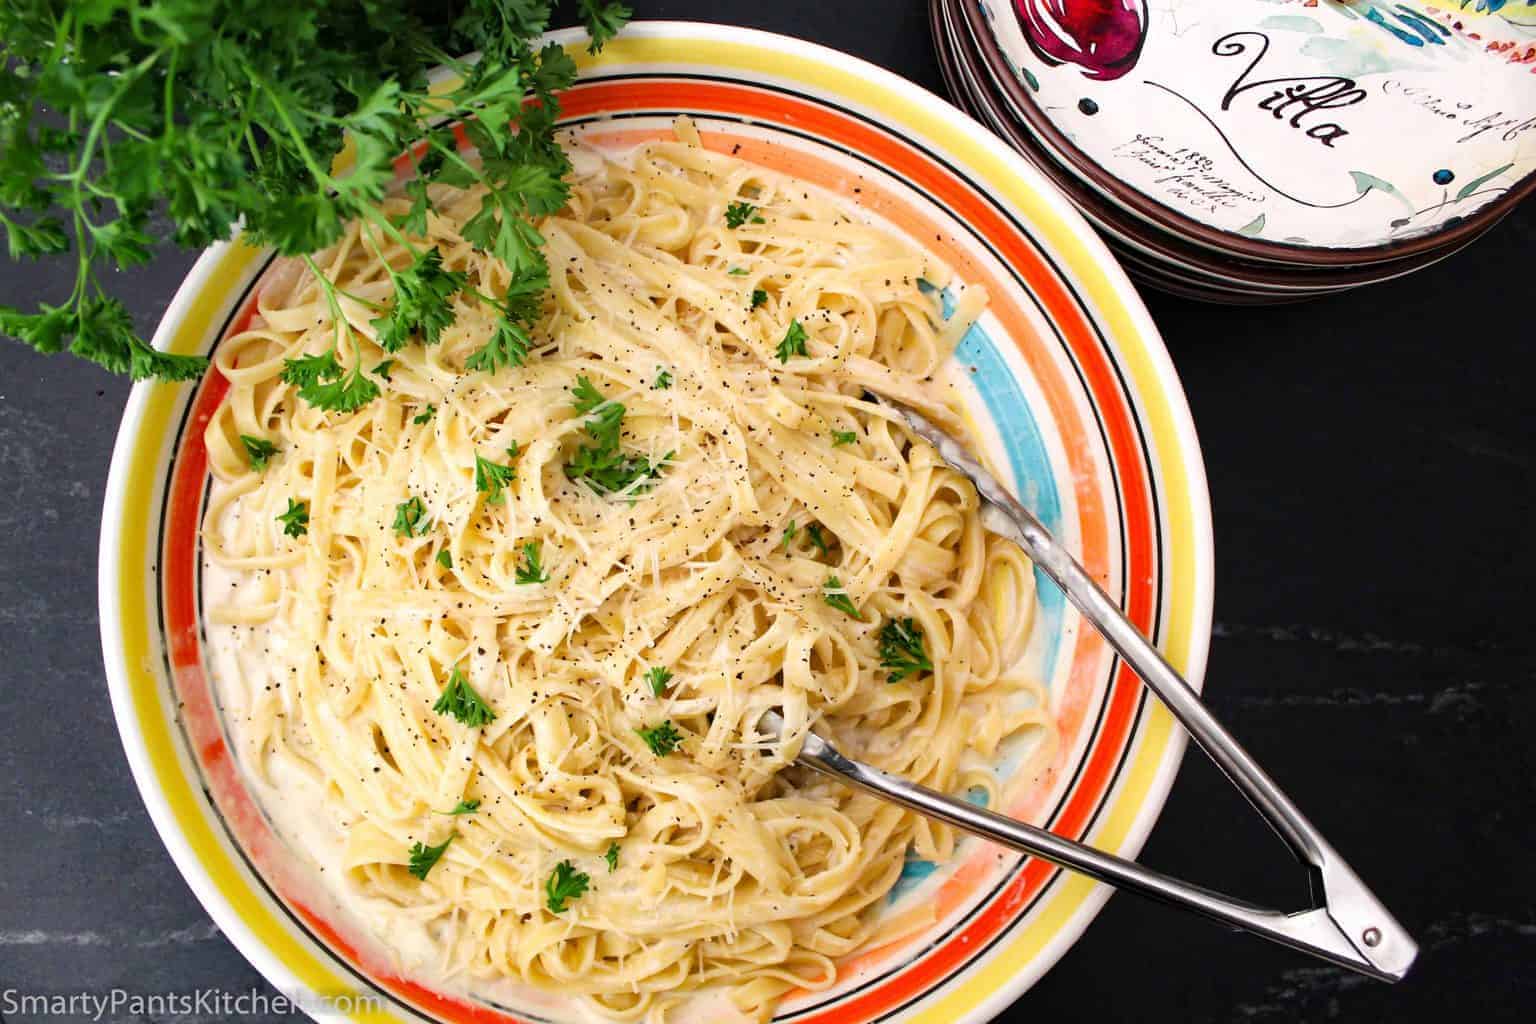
{"left": 759, "top": 399, "right": 1416, "bottom": 982}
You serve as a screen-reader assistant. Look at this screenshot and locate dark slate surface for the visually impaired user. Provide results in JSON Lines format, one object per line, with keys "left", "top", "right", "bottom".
{"left": 1, "top": 2, "right": 1532, "bottom": 1021}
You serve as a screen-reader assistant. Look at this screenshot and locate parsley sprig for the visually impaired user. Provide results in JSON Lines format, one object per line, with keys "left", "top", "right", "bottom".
{"left": 515, "top": 540, "right": 549, "bottom": 585}
{"left": 782, "top": 519, "right": 831, "bottom": 557}
{"left": 408, "top": 834, "right": 454, "bottom": 880}
{"left": 0, "top": 2, "right": 631, "bottom": 387}
{"left": 644, "top": 666, "right": 674, "bottom": 696}
{"left": 465, "top": 316, "right": 532, "bottom": 373}
{"left": 432, "top": 663, "right": 496, "bottom": 727}
{"left": 878, "top": 618, "right": 933, "bottom": 682}
{"left": 776, "top": 320, "right": 809, "bottom": 363}
{"left": 241, "top": 435, "right": 279, "bottom": 471}
{"left": 637, "top": 721, "right": 684, "bottom": 756}
{"left": 545, "top": 859, "right": 590, "bottom": 913}
{"left": 372, "top": 247, "right": 465, "bottom": 351}
{"left": 725, "top": 201, "right": 764, "bottom": 228}
{"left": 392, "top": 496, "right": 430, "bottom": 537}
{"left": 277, "top": 499, "right": 309, "bottom": 538}
{"left": 475, "top": 451, "right": 518, "bottom": 505}
{"left": 279, "top": 257, "right": 383, "bottom": 413}
{"left": 822, "top": 576, "right": 863, "bottom": 620}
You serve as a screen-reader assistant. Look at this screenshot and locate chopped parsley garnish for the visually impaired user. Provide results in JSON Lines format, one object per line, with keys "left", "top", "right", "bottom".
{"left": 727, "top": 266, "right": 749, "bottom": 276}
{"left": 240, "top": 435, "right": 279, "bottom": 472}
{"left": 782, "top": 520, "right": 798, "bottom": 551}
{"left": 725, "top": 201, "right": 765, "bottom": 228}
{"left": 371, "top": 359, "right": 394, "bottom": 382}
{"left": 545, "top": 860, "right": 590, "bottom": 913}
{"left": 750, "top": 288, "right": 768, "bottom": 310}
{"left": 475, "top": 453, "right": 517, "bottom": 505}
{"left": 832, "top": 430, "right": 858, "bottom": 447}
{"left": 645, "top": 666, "right": 674, "bottom": 696}
{"left": 776, "top": 319, "right": 808, "bottom": 363}
{"left": 432, "top": 664, "right": 495, "bottom": 727}
{"left": 565, "top": 376, "right": 670, "bottom": 495}
{"left": 806, "top": 523, "right": 830, "bottom": 557}
{"left": 653, "top": 368, "right": 673, "bottom": 390}
{"left": 277, "top": 499, "right": 309, "bottom": 538}
{"left": 604, "top": 842, "right": 620, "bottom": 872}
{"left": 822, "top": 576, "right": 863, "bottom": 620}
{"left": 443, "top": 799, "right": 480, "bottom": 816}
{"left": 515, "top": 540, "right": 549, "bottom": 585}
{"left": 879, "top": 618, "right": 933, "bottom": 683}
{"left": 392, "top": 495, "right": 429, "bottom": 537}
{"left": 407, "top": 835, "right": 453, "bottom": 881}
{"left": 436, "top": 548, "right": 453, "bottom": 570}
{"left": 412, "top": 403, "right": 437, "bottom": 425}
{"left": 637, "top": 721, "right": 684, "bottom": 756}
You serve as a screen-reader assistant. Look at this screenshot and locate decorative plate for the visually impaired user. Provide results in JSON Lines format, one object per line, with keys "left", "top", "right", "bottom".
{"left": 937, "top": 0, "right": 1485, "bottom": 301}
{"left": 967, "top": 0, "right": 1536, "bottom": 263}
{"left": 934, "top": 0, "right": 1327, "bottom": 301}
{"left": 99, "top": 22, "right": 1213, "bottom": 1024}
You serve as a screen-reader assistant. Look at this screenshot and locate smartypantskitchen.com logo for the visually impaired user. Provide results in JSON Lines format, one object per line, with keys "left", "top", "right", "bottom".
{"left": 1, "top": 988, "right": 382, "bottom": 1020}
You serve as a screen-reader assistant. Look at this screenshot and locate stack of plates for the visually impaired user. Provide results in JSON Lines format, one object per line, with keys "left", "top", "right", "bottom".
{"left": 932, "top": 0, "right": 1536, "bottom": 303}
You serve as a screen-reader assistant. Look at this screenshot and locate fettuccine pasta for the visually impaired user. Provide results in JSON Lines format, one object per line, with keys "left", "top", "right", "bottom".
{"left": 202, "top": 119, "right": 1056, "bottom": 1022}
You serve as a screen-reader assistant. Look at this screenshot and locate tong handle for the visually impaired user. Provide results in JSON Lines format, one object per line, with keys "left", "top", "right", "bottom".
{"left": 894, "top": 405, "right": 1417, "bottom": 980}
{"left": 792, "top": 729, "right": 1394, "bottom": 980}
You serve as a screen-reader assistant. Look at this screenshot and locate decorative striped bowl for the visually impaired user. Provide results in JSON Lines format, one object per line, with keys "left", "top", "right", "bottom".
{"left": 99, "top": 22, "right": 1213, "bottom": 1024}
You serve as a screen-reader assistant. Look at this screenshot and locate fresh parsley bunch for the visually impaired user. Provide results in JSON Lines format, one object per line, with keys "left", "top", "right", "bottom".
{"left": 0, "top": 0, "right": 631, "bottom": 394}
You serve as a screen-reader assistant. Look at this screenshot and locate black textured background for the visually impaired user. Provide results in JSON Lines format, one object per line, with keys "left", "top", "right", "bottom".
{"left": 2, "top": 2, "right": 1533, "bottom": 1021}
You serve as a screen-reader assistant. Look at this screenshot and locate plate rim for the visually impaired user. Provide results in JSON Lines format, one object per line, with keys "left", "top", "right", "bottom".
{"left": 97, "top": 19, "right": 1216, "bottom": 1024}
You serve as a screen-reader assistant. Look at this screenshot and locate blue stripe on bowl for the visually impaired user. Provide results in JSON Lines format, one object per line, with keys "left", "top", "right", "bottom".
{"left": 888, "top": 292, "right": 1067, "bottom": 903}
{"left": 949, "top": 301, "right": 1065, "bottom": 672}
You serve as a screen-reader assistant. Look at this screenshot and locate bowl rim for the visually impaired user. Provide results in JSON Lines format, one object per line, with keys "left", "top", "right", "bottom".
{"left": 955, "top": 0, "right": 1534, "bottom": 269}
{"left": 97, "top": 19, "right": 1216, "bottom": 1024}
